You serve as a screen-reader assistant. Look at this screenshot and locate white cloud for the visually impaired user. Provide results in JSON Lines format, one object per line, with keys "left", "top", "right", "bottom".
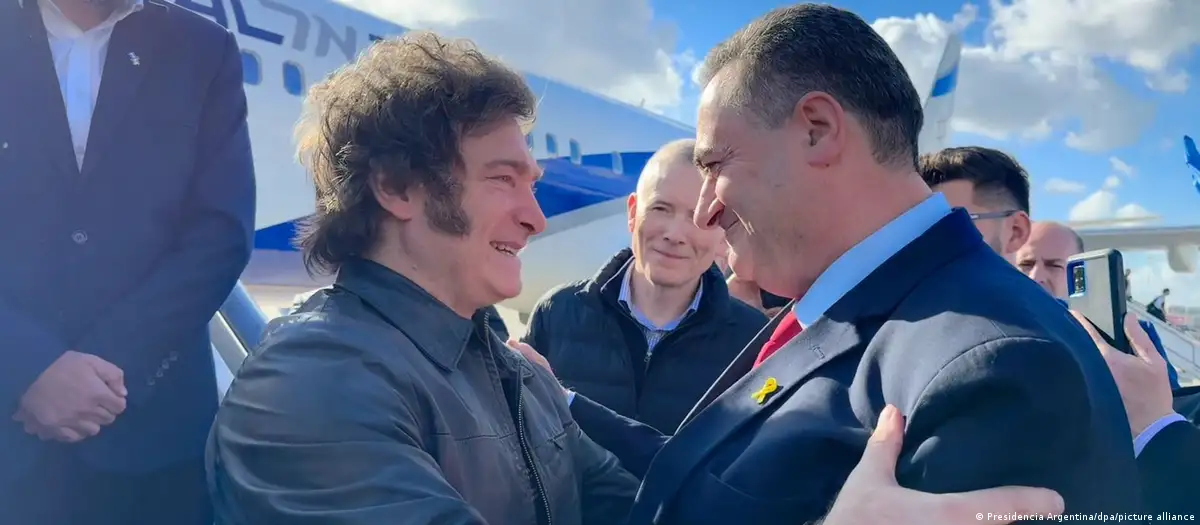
{"left": 1148, "top": 70, "right": 1190, "bottom": 93}
{"left": 337, "top": 0, "right": 692, "bottom": 114}
{"left": 339, "top": 0, "right": 1199, "bottom": 132}
{"left": 1044, "top": 177, "right": 1087, "bottom": 194}
{"left": 877, "top": 0, "right": 1200, "bottom": 152}
{"left": 988, "top": 0, "right": 1200, "bottom": 85}
{"left": 1068, "top": 187, "right": 1153, "bottom": 223}
{"left": 1102, "top": 175, "right": 1121, "bottom": 190}
{"left": 1115, "top": 202, "right": 1153, "bottom": 219}
{"left": 1069, "top": 190, "right": 1119, "bottom": 221}
{"left": 1110, "top": 157, "right": 1136, "bottom": 178}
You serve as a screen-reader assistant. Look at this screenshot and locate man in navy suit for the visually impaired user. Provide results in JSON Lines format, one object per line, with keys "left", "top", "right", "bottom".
{"left": 1072, "top": 312, "right": 1200, "bottom": 516}
{"left": 544, "top": 4, "right": 1141, "bottom": 524}
{"left": 0, "top": 0, "right": 255, "bottom": 523}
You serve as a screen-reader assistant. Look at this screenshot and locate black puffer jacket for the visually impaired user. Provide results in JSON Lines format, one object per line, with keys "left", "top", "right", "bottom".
{"left": 523, "top": 249, "right": 767, "bottom": 435}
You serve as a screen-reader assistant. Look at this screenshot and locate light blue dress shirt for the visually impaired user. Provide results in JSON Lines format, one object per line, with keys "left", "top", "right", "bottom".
{"left": 791, "top": 193, "right": 951, "bottom": 326}
{"left": 618, "top": 260, "right": 703, "bottom": 356}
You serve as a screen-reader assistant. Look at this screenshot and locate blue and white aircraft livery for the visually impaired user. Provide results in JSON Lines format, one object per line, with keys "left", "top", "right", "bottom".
{"left": 1185, "top": 135, "right": 1199, "bottom": 196}
{"left": 169, "top": 0, "right": 1199, "bottom": 315}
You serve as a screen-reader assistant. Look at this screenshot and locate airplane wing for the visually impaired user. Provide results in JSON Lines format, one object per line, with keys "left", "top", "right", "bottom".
{"left": 1078, "top": 225, "right": 1200, "bottom": 273}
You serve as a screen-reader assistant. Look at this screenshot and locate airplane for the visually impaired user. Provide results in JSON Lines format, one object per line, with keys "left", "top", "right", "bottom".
{"left": 168, "top": 0, "right": 967, "bottom": 319}
{"left": 1186, "top": 135, "right": 1200, "bottom": 195}
{"left": 169, "top": 0, "right": 1199, "bottom": 323}
{"left": 1067, "top": 137, "right": 1200, "bottom": 274}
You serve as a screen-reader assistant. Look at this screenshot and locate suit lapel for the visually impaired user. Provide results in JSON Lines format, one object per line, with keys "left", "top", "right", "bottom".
{"left": 81, "top": 4, "right": 163, "bottom": 178}
{"left": 629, "top": 316, "right": 859, "bottom": 522}
{"left": 2, "top": 0, "right": 79, "bottom": 179}
{"left": 677, "top": 302, "right": 794, "bottom": 429}
{"left": 629, "top": 210, "right": 988, "bottom": 523}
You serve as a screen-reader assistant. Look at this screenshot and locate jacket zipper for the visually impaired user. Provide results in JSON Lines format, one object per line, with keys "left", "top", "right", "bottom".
{"left": 618, "top": 307, "right": 702, "bottom": 421}
{"left": 483, "top": 310, "right": 553, "bottom": 525}
{"left": 516, "top": 382, "right": 554, "bottom": 525}
{"left": 637, "top": 313, "right": 701, "bottom": 376}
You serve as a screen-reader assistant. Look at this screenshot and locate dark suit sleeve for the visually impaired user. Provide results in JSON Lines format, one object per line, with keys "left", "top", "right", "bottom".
{"left": 571, "top": 393, "right": 670, "bottom": 479}
{"left": 0, "top": 299, "right": 69, "bottom": 412}
{"left": 896, "top": 338, "right": 1099, "bottom": 501}
{"left": 570, "top": 418, "right": 640, "bottom": 524}
{"left": 75, "top": 30, "right": 255, "bottom": 403}
{"left": 210, "top": 335, "right": 489, "bottom": 525}
{"left": 1137, "top": 420, "right": 1200, "bottom": 514}
{"left": 1173, "top": 387, "right": 1200, "bottom": 420}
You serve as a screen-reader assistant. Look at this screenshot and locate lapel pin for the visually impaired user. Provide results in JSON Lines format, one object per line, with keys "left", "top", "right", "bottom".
{"left": 751, "top": 377, "right": 779, "bottom": 404}
{"left": 128, "top": 52, "right": 141, "bottom": 66}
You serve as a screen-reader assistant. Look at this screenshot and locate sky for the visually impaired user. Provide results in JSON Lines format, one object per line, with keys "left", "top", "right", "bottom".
{"left": 340, "top": 0, "right": 1200, "bottom": 306}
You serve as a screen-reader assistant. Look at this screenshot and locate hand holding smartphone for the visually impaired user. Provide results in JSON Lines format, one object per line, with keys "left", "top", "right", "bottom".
{"left": 1066, "top": 249, "right": 1132, "bottom": 354}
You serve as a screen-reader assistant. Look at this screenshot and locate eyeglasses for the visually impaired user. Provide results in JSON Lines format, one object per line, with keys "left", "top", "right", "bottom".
{"left": 967, "top": 209, "right": 1020, "bottom": 221}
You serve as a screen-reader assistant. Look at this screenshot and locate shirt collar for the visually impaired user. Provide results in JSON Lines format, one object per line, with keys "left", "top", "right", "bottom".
{"left": 619, "top": 258, "right": 703, "bottom": 332}
{"left": 792, "top": 193, "right": 952, "bottom": 327}
{"left": 26, "top": 0, "right": 144, "bottom": 26}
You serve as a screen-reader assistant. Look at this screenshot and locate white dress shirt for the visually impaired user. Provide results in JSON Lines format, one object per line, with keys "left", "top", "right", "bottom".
{"left": 21, "top": 0, "right": 143, "bottom": 169}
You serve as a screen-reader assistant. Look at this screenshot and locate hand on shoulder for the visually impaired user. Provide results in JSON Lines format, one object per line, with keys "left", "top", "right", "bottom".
{"left": 822, "top": 405, "right": 1064, "bottom": 525}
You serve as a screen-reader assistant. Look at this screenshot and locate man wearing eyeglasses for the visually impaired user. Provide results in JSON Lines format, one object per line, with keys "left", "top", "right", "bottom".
{"left": 919, "top": 146, "right": 1032, "bottom": 262}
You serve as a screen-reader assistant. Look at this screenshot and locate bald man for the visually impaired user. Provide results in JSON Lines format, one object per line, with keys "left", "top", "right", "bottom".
{"left": 1015, "top": 221, "right": 1182, "bottom": 390}
{"left": 523, "top": 139, "right": 766, "bottom": 447}
{"left": 1014, "top": 221, "right": 1083, "bottom": 298}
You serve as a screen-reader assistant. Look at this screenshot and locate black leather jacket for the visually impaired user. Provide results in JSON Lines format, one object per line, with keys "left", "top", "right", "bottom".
{"left": 207, "top": 258, "right": 638, "bottom": 525}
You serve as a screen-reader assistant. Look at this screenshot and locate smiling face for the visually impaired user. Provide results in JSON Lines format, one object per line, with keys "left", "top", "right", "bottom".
{"left": 690, "top": 70, "right": 850, "bottom": 297}
{"left": 456, "top": 119, "right": 547, "bottom": 302}
{"left": 375, "top": 117, "right": 546, "bottom": 313}
{"left": 628, "top": 157, "right": 724, "bottom": 288}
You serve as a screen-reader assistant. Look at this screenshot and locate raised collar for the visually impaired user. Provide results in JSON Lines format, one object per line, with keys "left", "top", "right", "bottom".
{"left": 334, "top": 258, "right": 476, "bottom": 372}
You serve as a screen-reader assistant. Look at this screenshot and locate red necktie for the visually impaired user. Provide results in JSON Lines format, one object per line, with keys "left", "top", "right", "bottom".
{"left": 752, "top": 310, "right": 803, "bottom": 368}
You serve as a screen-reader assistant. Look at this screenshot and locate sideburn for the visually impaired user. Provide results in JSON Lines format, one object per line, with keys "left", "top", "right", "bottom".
{"left": 424, "top": 183, "right": 471, "bottom": 237}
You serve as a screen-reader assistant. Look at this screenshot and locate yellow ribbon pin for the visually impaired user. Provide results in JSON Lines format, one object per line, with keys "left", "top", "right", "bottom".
{"left": 751, "top": 377, "right": 779, "bottom": 404}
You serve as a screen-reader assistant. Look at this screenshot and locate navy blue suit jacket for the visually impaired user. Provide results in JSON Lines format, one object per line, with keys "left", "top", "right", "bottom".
{"left": 1137, "top": 386, "right": 1200, "bottom": 515}
{"left": 573, "top": 210, "right": 1143, "bottom": 524}
{"left": 0, "top": 0, "right": 254, "bottom": 482}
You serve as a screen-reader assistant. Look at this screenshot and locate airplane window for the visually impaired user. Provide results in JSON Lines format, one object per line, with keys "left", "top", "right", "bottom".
{"left": 612, "top": 152, "right": 624, "bottom": 174}
{"left": 545, "top": 134, "right": 558, "bottom": 157}
{"left": 240, "top": 51, "right": 262, "bottom": 86}
{"left": 568, "top": 139, "right": 582, "bottom": 164}
{"left": 282, "top": 61, "right": 305, "bottom": 96}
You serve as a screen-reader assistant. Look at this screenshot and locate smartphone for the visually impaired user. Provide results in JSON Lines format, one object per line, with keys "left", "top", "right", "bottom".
{"left": 1066, "top": 249, "right": 1131, "bottom": 354}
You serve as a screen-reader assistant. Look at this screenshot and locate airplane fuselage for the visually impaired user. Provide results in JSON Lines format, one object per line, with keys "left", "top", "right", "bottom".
{"left": 169, "top": 0, "right": 1019, "bottom": 316}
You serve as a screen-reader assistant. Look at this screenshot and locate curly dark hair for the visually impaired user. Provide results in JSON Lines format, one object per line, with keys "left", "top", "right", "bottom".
{"left": 294, "top": 31, "right": 537, "bottom": 275}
